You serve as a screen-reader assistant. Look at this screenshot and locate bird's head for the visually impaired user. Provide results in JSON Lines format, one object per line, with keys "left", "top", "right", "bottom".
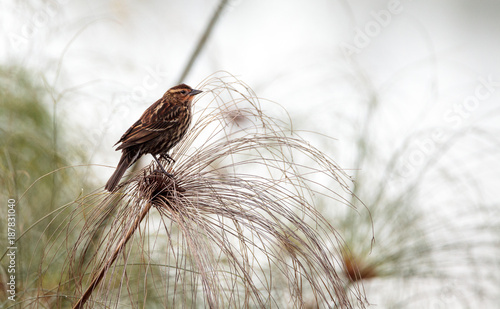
{"left": 166, "top": 84, "right": 202, "bottom": 103}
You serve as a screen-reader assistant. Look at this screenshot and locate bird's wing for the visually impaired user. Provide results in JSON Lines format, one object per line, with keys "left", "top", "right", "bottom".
{"left": 115, "top": 105, "right": 181, "bottom": 150}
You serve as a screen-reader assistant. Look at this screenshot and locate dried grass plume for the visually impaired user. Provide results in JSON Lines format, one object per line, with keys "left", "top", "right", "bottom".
{"left": 66, "top": 73, "right": 368, "bottom": 308}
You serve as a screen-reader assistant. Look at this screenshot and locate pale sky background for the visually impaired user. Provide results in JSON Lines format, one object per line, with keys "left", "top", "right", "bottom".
{"left": 2, "top": 0, "right": 500, "bottom": 307}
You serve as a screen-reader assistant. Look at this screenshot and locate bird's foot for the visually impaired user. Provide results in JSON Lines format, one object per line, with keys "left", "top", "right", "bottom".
{"left": 160, "top": 153, "right": 176, "bottom": 164}
{"left": 153, "top": 169, "right": 174, "bottom": 178}
{"left": 153, "top": 155, "right": 174, "bottom": 177}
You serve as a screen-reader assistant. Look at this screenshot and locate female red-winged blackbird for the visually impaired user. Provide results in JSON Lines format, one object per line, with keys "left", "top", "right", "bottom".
{"left": 105, "top": 84, "right": 202, "bottom": 191}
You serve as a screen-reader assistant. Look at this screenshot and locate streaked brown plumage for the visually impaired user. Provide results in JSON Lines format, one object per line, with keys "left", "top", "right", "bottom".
{"left": 105, "top": 84, "right": 202, "bottom": 191}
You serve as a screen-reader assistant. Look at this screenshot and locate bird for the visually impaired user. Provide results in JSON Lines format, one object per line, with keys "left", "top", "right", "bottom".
{"left": 105, "top": 83, "right": 202, "bottom": 191}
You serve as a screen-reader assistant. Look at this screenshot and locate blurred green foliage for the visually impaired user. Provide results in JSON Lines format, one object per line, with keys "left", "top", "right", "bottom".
{"left": 0, "top": 66, "right": 91, "bottom": 307}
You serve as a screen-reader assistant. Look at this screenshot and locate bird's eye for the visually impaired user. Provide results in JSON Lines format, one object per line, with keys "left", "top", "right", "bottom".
{"left": 180, "top": 90, "right": 187, "bottom": 95}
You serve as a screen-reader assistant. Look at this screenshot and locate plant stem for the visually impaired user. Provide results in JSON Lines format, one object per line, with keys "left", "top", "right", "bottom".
{"left": 177, "top": 0, "right": 229, "bottom": 83}
{"left": 72, "top": 202, "right": 153, "bottom": 309}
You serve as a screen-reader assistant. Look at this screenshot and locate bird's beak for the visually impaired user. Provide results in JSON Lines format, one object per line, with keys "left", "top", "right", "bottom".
{"left": 189, "top": 89, "right": 203, "bottom": 96}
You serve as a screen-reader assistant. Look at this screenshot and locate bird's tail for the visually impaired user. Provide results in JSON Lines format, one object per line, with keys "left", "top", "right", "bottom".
{"left": 105, "top": 152, "right": 134, "bottom": 191}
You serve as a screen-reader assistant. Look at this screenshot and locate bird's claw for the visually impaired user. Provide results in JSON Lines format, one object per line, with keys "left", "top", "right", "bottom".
{"left": 160, "top": 153, "right": 176, "bottom": 164}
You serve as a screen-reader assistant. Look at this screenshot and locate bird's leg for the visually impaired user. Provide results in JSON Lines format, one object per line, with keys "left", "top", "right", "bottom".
{"left": 153, "top": 155, "right": 173, "bottom": 177}
{"left": 160, "top": 153, "right": 176, "bottom": 164}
